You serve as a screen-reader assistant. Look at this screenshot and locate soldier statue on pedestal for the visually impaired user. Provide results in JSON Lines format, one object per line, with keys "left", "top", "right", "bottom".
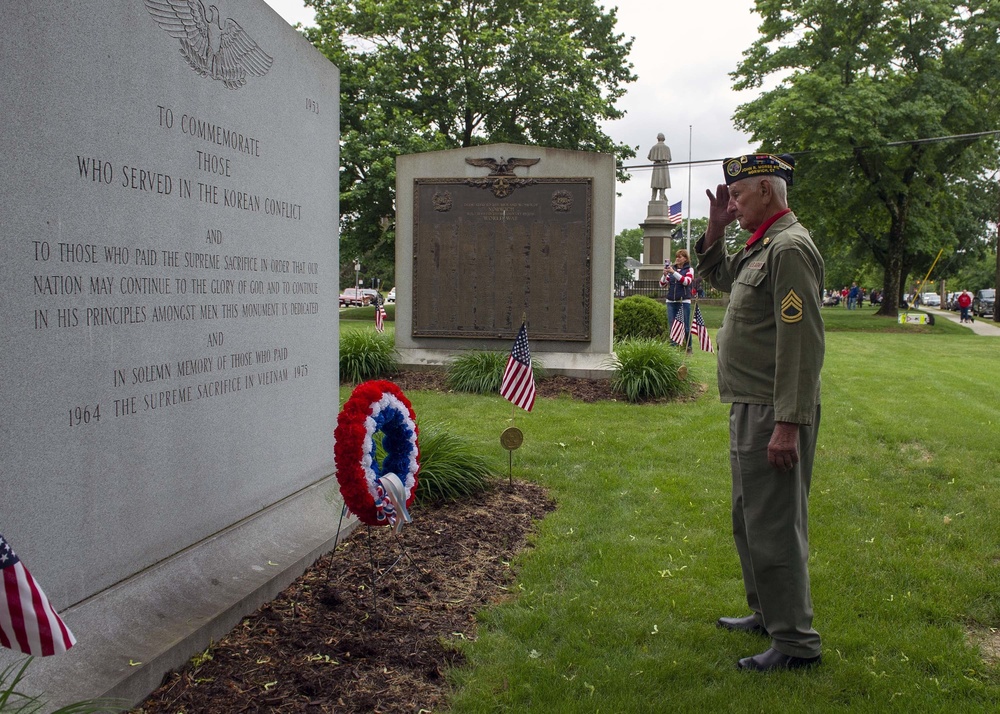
{"left": 648, "top": 133, "right": 672, "bottom": 201}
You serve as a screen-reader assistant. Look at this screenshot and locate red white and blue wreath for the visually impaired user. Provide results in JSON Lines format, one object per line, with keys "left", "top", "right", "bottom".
{"left": 334, "top": 380, "right": 419, "bottom": 530}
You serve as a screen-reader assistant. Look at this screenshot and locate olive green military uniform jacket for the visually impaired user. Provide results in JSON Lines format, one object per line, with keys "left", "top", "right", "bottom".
{"left": 696, "top": 212, "right": 825, "bottom": 425}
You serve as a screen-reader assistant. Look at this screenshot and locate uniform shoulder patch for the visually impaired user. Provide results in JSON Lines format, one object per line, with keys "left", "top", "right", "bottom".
{"left": 781, "top": 289, "right": 803, "bottom": 323}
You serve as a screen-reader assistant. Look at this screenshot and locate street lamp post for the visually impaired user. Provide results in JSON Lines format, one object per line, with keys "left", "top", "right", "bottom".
{"left": 353, "top": 258, "right": 360, "bottom": 292}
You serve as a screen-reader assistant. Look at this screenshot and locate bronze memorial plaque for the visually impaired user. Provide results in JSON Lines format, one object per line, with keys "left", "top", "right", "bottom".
{"left": 412, "top": 177, "right": 592, "bottom": 340}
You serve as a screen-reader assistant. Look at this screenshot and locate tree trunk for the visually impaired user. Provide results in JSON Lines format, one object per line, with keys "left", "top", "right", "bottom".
{"left": 878, "top": 256, "right": 901, "bottom": 317}
{"left": 462, "top": 106, "right": 473, "bottom": 147}
{"left": 876, "top": 217, "right": 907, "bottom": 318}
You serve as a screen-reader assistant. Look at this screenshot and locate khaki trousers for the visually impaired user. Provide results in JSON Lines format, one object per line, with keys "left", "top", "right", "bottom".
{"left": 729, "top": 403, "right": 821, "bottom": 657}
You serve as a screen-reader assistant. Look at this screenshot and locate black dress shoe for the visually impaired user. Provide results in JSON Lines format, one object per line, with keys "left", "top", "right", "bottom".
{"left": 717, "top": 614, "right": 768, "bottom": 635}
{"left": 737, "top": 647, "right": 821, "bottom": 671}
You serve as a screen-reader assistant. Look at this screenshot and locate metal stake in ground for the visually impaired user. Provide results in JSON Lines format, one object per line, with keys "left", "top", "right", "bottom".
{"left": 333, "top": 503, "right": 423, "bottom": 630}
{"left": 500, "top": 417, "right": 524, "bottom": 488}
{"left": 363, "top": 523, "right": 423, "bottom": 629}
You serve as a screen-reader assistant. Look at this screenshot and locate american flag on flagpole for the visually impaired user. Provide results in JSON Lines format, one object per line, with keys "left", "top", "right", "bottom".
{"left": 691, "top": 305, "right": 715, "bottom": 353}
{"left": 374, "top": 294, "right": 386, "bottom": 332}
{"left": 668, "top": 201, "right": 683, "bottom": 224}
{"left": 669, "top": 313, "right": 686, "bottom": 345}
{"left": 1, "top": 533, "right": 76, "bottom": 657}
{"left": 500, "top": 321, "right": 536, "bottom": 412}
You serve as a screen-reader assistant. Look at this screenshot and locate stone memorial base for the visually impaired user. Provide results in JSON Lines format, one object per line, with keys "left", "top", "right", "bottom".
{"left": 639, "top": 200, "right": 678, "bottom": 280}
{"left": 397, "top": 347, "right": 614, "bottom": 379}
{"left": 9, "top": 477, "right": 353, "bottom": 709}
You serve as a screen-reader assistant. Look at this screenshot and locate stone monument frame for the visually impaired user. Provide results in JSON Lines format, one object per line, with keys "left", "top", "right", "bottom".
{"left": 395, "top": 143, "right": 616, "bottom": 379}
{"left": 1, "top": 2, "right": 342, "bottom": 706}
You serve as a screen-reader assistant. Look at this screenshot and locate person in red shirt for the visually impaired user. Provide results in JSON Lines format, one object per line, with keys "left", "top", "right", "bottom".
{"left": 957, "top": 289, "right": 973, "bottom": 323}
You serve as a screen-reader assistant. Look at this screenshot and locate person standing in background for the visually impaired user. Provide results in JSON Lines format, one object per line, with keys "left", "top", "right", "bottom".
{"left": 957, "top": 289, "right": 973, "bottom": 323}
{"left": 847, "top": 282, "right": 860, "bottom": 310}
{"left": 660, "top": 249, "right": 694, "bottom": 349}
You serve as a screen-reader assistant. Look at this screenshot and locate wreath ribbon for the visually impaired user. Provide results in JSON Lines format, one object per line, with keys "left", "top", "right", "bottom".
{"left": 375, "top": 473, "right": 412, "bottom": 532}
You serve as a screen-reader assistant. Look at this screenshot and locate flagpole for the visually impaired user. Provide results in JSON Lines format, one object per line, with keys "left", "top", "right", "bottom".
{"left": 676, "top": 304, "right": 690, "bottom": 379}
{"left": 686, "top": 124, "right": 692, "bottom": 257}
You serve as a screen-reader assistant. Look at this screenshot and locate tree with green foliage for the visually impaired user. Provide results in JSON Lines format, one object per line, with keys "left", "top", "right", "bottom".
{"left": 731, "top": 0, "right": 1000, "bottom": 317}
{"left": 947, "top": 246, "right": 999, "bottom": 294}
{"left": 303, "top": 0, "right": 637, "bottom": 285}
{"left": 614, "top": 227, "right": 643, "bottom": 293}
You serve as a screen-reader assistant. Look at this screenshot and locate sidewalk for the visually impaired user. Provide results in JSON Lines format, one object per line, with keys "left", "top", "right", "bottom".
{"left": 925, "top": 307, "right": 1000, "bottom": 336}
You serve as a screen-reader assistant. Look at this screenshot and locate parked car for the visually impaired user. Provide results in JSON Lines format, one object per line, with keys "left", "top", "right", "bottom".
{"left": 339, "top": 288, "right": 371, "bottom": 307}
{"left": 921, "top": 292, "right": 941, "bottom": 307}
{"left": 386, "top": 287, "right": 396, "bottom": 303}
{"left": 360, "top": 289, "right": 380, "bottom": 303}
{"left": 974, "top": 288, "right": 995, "bottom": 317}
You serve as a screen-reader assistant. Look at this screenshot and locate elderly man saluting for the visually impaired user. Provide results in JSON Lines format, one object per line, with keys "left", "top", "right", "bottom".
{"left": 697, "top": 154, "right": 825, "bottom": 671}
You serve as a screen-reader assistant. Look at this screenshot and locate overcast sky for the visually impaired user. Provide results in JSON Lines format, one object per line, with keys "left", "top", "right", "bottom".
{"left": 262, "top": 0, "right": 766, "bottom": 237}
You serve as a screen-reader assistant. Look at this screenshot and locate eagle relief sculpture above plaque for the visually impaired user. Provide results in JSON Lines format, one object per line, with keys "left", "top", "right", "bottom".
{"left": 464, "top": 156, "right": 540, "bottom": 199}
{"left": 144, "top": 0, "right": 273, "bottom": 90}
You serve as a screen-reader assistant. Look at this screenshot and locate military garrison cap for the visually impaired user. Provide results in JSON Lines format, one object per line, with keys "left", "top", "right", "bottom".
{"left": 723, "top": 153, "right": 795, "bottom": 186}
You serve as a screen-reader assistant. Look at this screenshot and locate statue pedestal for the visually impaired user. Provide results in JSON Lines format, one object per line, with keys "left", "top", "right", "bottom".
{"left": 639, "top": 200, "right": 676, "bottom": 280}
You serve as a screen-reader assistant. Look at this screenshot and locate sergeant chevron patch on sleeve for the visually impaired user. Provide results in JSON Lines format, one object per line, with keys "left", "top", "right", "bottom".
{"left": 781, "top": 289, "right": 803, "bottom": 323}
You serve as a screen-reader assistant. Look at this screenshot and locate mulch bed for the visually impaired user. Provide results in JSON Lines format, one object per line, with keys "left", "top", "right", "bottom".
{"left": 132, "top": 480, "right": 555, "bottom": 714}
{"left": 131, "top": 374, "right": 646, "bottom": 713}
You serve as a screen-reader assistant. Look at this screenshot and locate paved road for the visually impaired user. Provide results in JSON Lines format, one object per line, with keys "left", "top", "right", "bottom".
{"left": 925, "top": 307, "right": 1000, "bottom": 336}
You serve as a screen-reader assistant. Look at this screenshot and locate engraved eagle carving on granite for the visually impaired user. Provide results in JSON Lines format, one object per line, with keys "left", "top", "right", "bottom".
{"left": 144, "top": 0, "right": 273, "bottom": 90}
{"left": 465, "top": 157, "right": 540, "bottom": 176}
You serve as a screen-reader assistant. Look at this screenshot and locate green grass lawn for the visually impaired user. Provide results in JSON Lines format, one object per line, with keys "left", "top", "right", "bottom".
{"left": 340, "top": 305, "right": 999, "bottom": 712}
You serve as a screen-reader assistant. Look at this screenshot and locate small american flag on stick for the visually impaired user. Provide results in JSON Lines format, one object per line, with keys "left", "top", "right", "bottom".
{"left": 691, "top": 304, "right": 715, "bottom": 353}
{"left": 669, "top": 313, "right": 686, "bottom": 345}
{"left": 500, "top": 321, "right": 536, "bottom": 412}
{"left": 1, "top": 532, "right": 76, "bottom": 657}
{"left": 374, "top": 294, "right": 386, "bottom": 332}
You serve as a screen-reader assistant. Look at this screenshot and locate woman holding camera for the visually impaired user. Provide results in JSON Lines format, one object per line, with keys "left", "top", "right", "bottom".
{"left": 660, "top": 249, "right": 695, "bottom": 349}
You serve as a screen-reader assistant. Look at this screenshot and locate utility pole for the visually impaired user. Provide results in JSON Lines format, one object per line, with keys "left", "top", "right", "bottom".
{"left": 995, "top": 182, "right": 999, "bottom": 322}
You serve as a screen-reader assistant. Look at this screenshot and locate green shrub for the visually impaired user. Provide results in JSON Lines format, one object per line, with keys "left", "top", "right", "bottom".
{"left": 446, "top": 350, "right": 547, "bottom": 395}
{"left": 609, "top": 338, "right": 689, "bottom": 402}
{"left": 413, "top": 422, "right": 496, "bottom": 505}
{"left": 446, "top": 351, "right": 506, "bottom": 393}
{"left": 613, "top": 295, "right": 668, "bottom": 340}
{"left": 339, "top": 329, "right": 398, "bottom": 383}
